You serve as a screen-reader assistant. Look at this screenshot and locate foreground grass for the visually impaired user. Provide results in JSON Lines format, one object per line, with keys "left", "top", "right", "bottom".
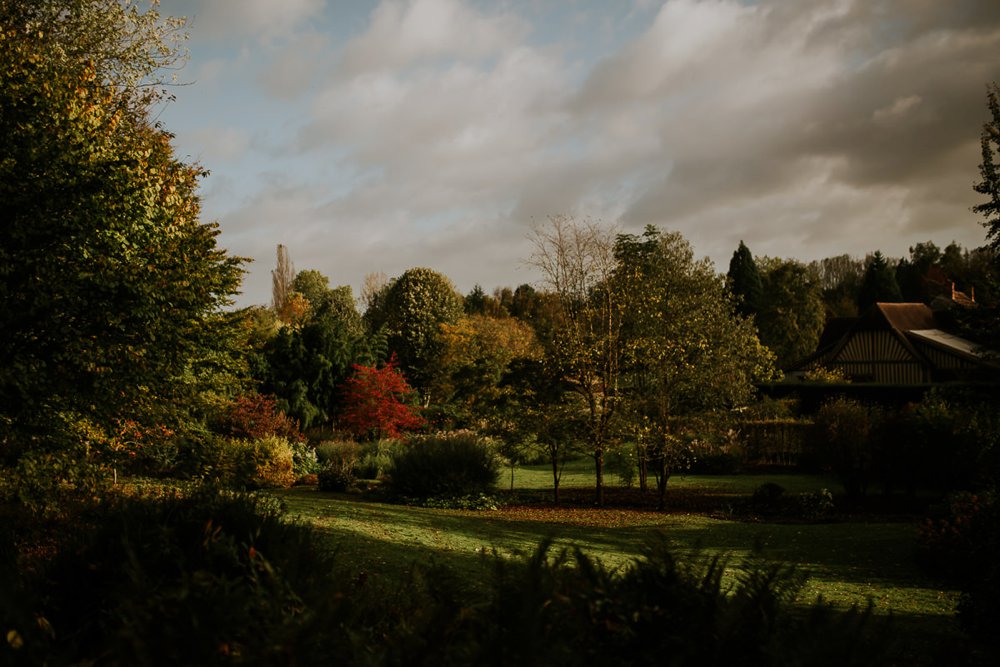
{"left": 278, "top": 487, "right": 957, "bottom": 623}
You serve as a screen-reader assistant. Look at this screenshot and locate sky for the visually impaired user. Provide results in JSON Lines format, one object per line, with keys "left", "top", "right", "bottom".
{"left": 158, "top": 0, "right": 1000, "bottom": 308}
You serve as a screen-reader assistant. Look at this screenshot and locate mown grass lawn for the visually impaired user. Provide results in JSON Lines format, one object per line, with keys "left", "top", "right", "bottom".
{"left": 277, "top": 465, "right": 959, "bottom": 639}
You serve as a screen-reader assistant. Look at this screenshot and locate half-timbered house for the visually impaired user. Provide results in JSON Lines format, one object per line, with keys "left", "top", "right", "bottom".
{"left": 798, "top": 303, "right": 998, "bottom": 384}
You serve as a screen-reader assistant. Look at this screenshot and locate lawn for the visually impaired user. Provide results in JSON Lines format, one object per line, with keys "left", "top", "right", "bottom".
{"left": 279, "top": 466, "right": 954, "bottom": 606}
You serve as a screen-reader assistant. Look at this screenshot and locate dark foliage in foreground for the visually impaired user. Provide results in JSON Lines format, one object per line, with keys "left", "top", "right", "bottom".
{"left": 0, "top": 485, "right": 913, "bottom": 666}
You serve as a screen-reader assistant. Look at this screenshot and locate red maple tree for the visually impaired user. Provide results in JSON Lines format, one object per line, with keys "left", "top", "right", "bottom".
{"left": 340, "top": 357, "right": 425, "bottom": 440}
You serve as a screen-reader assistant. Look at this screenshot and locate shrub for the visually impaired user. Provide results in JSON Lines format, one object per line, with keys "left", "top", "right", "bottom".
{"left": 1, "top": 486, "right": 347, "bottom": 665}
{"left": 178, "top": 435, "right": 296, "bottom": 489}
{"left": 355, "top": 440, "right": 397, "bottom": 480}
{"left": 812, "top": 397, "right": 877, "bottom": 498}
{"left": 797, "top": 488, "right": 835, "bottom": 520}
{"left": 288, "top": 439, "right": 320, "bottom": 476}
{"left": 882, "top": 392, "right": 1000, "bottom": 493}
{"left": 605, "top": 442, "right": 637, "bottom": 487}
{"left": 916, "top": 490, "right": 999, "bottom": 645}
{"left": 388, "top": 431, "right": 501, "bottom": 500}
{"left": 212, "top": 392, "right": 305, "bottom": 442}
{"left": 317, "top": 465, "right": 355, "bottom": 492}
{"left": 751, "top": 482, "right": 786, "bottom": 512}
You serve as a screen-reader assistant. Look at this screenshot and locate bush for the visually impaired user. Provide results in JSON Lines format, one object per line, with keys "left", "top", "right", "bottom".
{"left": 605, "top": 442, "right": 637, "bottom": 487}
{"left": 881, "top": 391, "right": 1000, "bottom": 494}
{"left": 388, "top": 431, "right": 501, "bottom": 500}
{"left": 212, "top": 392, "right": 305, "bottom": 442}
{"left": 356, "top": 440, "right": 396, "bottom": 480}
{"left": 812, "top": 397, "right": 877, "bottom": 498}
{"left": 288, "top": 439, "right": 320, "bottom": 476}
{"left": 916, "top": 490, "right": 999, "bottom": 645}
{"left": 178, "top": 435, "right": 296, "bottom": 489}
{"left": 1, "top": 486, "right": 346, "bottom": 665}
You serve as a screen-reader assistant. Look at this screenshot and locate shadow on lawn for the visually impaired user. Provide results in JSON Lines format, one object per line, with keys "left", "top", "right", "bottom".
{"left": 281, "top": 487, "right": 942, "bottom": 593}
{"left": 282, "top": 490, "right": 978, "bottom": 667}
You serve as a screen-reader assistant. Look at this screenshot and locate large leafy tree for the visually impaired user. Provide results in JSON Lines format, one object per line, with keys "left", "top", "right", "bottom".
{"left": 756, "top": 259, "right": 826, "bottom": 369}
{"left": 0, "top": 2, "right": 243, "bottom": 448}
{"left": 809, "top": 254, "right": 865, "bottom": 318}
{"left": 430, "top": 314, "right": 541, "bottom": 428}
{"left": 364, "top": 267, "right": 463, "bottom": 397}
{"left": 615, "top": 226, "right": 776, "bottom": 508}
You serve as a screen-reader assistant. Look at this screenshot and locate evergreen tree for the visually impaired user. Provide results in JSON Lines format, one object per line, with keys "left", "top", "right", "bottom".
{"left": 727, "top": 241, "right": 764, "bottom": 317}
{"left": 857, "top": 251, "right": 903, "bottom": 311}
{"left": 974, "top": 83, "right": 1000, "bottom": 257}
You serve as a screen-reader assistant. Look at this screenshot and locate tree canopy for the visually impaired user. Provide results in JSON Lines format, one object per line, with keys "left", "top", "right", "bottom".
{"left": 974, "top": 83, "right": 1000, "bottom": 257}
{"left": 366, "top": 267, "right": 464, "bottom": 395}
{"left": 857, "top": 251, "right": 902, "bottom": 311}
{"left": 756, "top": 260, "right": 825, "bottom": 369}
{"left": 0, "top": 5, "right": 243, "bottom": 446}
{"left": 727, "top": 240, "right": 764, "bottom": 318}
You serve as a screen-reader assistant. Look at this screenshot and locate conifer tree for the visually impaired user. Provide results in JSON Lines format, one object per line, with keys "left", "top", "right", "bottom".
{"left": 727, "top": 241, "right": 764, "bottom": 317}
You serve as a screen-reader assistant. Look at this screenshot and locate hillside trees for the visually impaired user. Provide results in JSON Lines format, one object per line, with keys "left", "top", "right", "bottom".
{"left": 259, "top": 271, "right": 371, "bottom": 432}
{"left": 0, "top": 3, "right": 244, "bottom": 450}
{"left": 430, "top": 314, "right": 541, "bottom": 429}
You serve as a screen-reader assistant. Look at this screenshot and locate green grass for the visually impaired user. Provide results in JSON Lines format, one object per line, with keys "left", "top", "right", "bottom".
{"left": 277, "top": 487, "right": 957, "bottom": 620}
{"left": 274, "top": 465, "right": 966, "bottom": 653}
{"left": 506, "top": 458, "right": 844, "bottom": 495}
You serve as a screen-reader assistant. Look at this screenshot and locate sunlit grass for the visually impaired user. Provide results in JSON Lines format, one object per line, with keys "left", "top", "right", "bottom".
{"left": 276, "top": 486, "right": 958, "bottom": 623}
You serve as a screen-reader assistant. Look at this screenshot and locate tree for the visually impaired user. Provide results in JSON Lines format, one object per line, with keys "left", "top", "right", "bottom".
{"left": 529, "top": 216, "right": 624, "bottom": 506}
{"left": 260, "top": 294, "right": 372, "bottom": 432}
{"left": 895, "top": 241, "right": 941, "bottom": 302}
{"left": 0, "top": 4, "right": 244, "bottom": 449}
{"left": 340, "top": 358, "right": 425, "bottom": 440}
{"left": 756, "top": 259, "right": 826, "bottom": 369}
{"left": 492, "top": 358, "right": 585, "bottom": 504}
{"left": 727, "top": 241, "right": 764, "bottom": 317}
{"left": 614, "top": 226, "right": 776, "bottom": 508}
{"left": 291, "top": 270, "right": 363, "bottom": 338}
{"left": 430, "top": 314, "right": 541, "bottom": 429}
{"left": 272, "top": 244, "right": 296, "bottom": 316}
{"left": 809, "top": 254, "right": 865, "bottom": 318}
{"left": 366, "top": 267, "right": 464, "bottom": 396}
{"left": 857, "top": 251, "right": 902, "bottom": 311}
{"left": 974, "top": 83, "right": 1000, "bottom": 256}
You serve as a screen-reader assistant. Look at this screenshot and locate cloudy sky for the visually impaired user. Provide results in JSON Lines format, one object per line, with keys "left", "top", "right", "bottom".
{"left": 159, "top": 0, "right": 1000, "bottom": 308}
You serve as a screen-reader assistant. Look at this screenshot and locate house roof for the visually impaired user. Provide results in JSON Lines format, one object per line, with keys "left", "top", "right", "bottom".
{"left": 859, "top": 303, "right": 937, "bottom": 332}
{"left": 907, "top": 329, "right": 991, "bottom": 363}
{"left": 793, "top": 301, "right": 998, "bottom": 381}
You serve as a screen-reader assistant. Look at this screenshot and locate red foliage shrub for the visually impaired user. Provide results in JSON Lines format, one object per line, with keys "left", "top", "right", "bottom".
{"left": 216, "top": 393, "right": 305, "bottom": 442}
{"left": 340, "top": 357, "right": 425, "bottom": 440}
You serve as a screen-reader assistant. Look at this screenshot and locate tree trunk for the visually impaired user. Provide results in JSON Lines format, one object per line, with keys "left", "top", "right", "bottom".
{"left": 550, "top": 454, "right": 561, "bottom": 505}
{"left": 637, "top": 443, "right": 648, "bottom": 493}
{"left": 594, "top": 448, "right": 604, "bottom": 507}
{"left": 656, "top": 456, "right": 669, "bottom": 511}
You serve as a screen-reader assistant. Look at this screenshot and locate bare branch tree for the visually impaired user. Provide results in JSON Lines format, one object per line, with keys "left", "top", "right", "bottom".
{"left": 528, "top": 215, "right": 623, "bottom": 506}
{"left": 271, "top": 244, "right": 295, "bottom": 314}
